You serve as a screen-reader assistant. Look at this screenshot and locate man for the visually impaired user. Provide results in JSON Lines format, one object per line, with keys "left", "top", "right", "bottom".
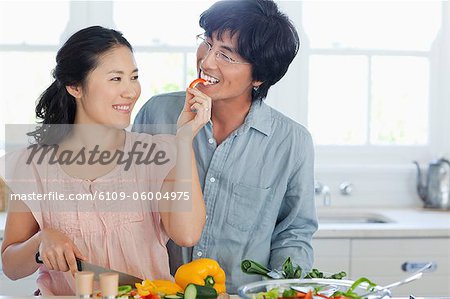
{"left": 133, "top": 0, "right": 317, "bottom": 293}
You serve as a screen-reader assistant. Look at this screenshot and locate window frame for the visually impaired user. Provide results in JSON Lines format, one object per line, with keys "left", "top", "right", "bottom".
{"left": 273, "top": 1, "right": 450, "bottom": 169}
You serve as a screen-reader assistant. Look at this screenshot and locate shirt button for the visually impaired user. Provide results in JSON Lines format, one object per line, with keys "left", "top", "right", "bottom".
{"left": 210, "top": 177, "right": 216, "bottom": 183}
{"left": 197, "top": 251, "right": 203, "bottom": 257}
{"left": 208, "top": 138, "right": 214, "bottom": 144}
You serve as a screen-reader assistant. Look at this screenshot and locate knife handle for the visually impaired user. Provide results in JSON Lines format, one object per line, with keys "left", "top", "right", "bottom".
{"left": 35, "top": 251, "right": 83, "bottom": 271}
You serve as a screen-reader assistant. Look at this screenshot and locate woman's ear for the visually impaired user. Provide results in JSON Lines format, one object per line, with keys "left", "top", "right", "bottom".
{"left": 66, "top": 85, "right": 83, "bottom": 99}
{"left": 252, "top": 80, "right": 263, "bottom": 89}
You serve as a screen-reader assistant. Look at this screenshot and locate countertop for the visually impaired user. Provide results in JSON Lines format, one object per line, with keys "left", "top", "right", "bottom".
{"left": 1, "top": 208, "right": 450, "bottom": 240}
{"left": 315, "top": 207, "right": 450, "bottom": 238}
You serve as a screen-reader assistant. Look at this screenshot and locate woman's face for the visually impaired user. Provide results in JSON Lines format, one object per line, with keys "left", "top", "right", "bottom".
{"left": 74, "top": 45, "right": 141, "bottom": 128}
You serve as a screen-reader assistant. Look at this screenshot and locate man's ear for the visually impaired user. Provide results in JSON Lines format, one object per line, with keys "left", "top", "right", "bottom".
{"left": 66, "top": 85, "right": 83, "bottom": 99}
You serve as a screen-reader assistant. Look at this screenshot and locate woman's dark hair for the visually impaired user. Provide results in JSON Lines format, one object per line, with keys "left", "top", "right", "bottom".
{"left": 28, "top": 26, "right": 133, "bottom": 145}
{"left": 199, "top": 0, "right": 299, "bottom": 101}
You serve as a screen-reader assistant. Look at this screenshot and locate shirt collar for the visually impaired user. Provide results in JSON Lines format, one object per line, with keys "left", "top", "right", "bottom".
{"left": 239, "top": 100, "right": 272, "bottom": 136}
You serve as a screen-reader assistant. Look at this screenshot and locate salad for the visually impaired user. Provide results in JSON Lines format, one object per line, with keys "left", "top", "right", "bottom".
{"left": 249, "top": 278, "right": 378, "bottom": 299}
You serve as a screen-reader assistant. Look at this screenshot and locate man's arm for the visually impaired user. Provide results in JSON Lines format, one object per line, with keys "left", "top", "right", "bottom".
{"left": 269, "top": 132, "right": 318, "bottom": 275}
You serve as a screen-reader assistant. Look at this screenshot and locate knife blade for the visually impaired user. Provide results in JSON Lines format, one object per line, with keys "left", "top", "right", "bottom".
{"left": 78, "top": 260, "right": 143, "bottom": 286}
{"left": 35, "top": 252, "right": 143, "bottom": 286}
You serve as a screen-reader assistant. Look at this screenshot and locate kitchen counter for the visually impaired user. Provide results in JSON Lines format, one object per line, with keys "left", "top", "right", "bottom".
{"left": 314, "top": 208, "right": 450, "bottom": 238}
{"left": 1, "top": 209, "right": 449, "bottom": 297}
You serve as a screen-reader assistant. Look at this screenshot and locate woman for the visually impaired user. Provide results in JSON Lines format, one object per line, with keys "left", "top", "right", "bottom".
{"left": 0, "top": 26, "right": 211, "bottom": 295}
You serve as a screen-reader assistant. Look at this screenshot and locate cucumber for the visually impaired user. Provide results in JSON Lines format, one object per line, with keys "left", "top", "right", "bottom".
{"left": 117, "top": 285, "right": 132, "bottom": 296}
{"left": 165, "top": 295, "right": 184, "bottom": 299}
{"left": 184, "top": 284, "right": 217, "bottom": 299}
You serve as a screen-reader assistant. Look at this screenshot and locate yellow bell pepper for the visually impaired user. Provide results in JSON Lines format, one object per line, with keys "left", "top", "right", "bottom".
{"left": 135, "top": 279, "right": 183, "bottom": 296}
{"left": 174, "top": 258, "right": 226, "bottom": 293}
{"left": 135, "top": 279, "right": 156, "bottom": 296}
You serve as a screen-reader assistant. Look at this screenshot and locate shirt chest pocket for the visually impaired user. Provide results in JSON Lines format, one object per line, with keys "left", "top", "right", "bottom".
{"left": 225, "top": 182, "right": 272, "bottom": 232}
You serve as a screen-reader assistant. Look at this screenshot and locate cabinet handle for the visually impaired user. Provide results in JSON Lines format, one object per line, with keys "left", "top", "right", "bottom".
{"left": 401, "top": 262, "right": 437, "bottom": 273}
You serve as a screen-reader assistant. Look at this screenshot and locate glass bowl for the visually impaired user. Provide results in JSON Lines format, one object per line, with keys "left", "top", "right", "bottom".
{"left": 237, "top": 278, "right": 391, "bottom": 299}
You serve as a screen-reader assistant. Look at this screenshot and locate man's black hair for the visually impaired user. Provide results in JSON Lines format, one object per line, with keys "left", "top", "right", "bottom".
{"left": 199, "top": 0, "right": 300, "bottom": 101}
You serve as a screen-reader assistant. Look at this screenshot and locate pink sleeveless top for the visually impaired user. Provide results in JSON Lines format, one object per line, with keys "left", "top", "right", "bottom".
{"left": 2, "top": 132, "right": 177, "bottom": 295}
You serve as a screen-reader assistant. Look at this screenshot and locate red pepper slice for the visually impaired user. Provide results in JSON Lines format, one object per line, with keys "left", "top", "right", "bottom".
{"left": 304, "top": 290, "right": 313, "bottom": 299}
{"left": 189, "top": 78, "right": 207, "bottom": 89}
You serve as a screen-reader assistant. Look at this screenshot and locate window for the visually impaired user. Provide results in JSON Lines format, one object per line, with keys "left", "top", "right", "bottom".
{"left": 1, "top": 1, "right": 449, "bottom": 178}
{"left": 303, "top": 2, "right": 441, "bottom": 147}
{"left": 0, "top": 1, "right": 213, "bottom": 155}
{"left": 268, "top": 1, "right": 449, "bottom": 172}
{"left": 0, "top": 1, "right": 70, "bottom": 155}
{"left": 112, "top": 1, "right": 215, "bottom": 119}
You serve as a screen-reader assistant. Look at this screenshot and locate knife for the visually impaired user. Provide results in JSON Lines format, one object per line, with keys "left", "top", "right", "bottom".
{"left": 35, "top": 252, "right": 143, "bottom": 286}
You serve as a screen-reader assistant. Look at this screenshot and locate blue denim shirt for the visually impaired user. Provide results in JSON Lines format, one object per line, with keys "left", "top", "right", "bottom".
{"left": 133, "top": 92, "right": 318, "bottom": 293}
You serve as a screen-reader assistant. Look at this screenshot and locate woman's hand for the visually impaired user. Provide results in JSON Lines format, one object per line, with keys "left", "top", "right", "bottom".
{"left": 38, "top": 228, "right": 86, "bottom": 274}
{"left": 177, "top": 88, "right": 212, "bottom": 139}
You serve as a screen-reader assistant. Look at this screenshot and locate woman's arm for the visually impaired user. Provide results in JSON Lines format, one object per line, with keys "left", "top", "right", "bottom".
{"left": 159, "top": 88, "right": 210, "bottom": 247}
{"left": 160, "top": 142, "right": 206, "bottom": 247}
{"left": 1, "top": 188, "right": 85, "bottom": 279}
{"left": 1, "top": 199, "right": 41, "bottom": 280}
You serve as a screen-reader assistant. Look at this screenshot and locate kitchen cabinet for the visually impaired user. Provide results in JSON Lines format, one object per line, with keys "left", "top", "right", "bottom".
{"left": 312, "top": 239, "right": 351, "bottom": 275}
{"left": 352, "top": 238, "right": 450, "bottom": 296}
{"left": 313, "top": 237, "right": 450, "bottom": 296}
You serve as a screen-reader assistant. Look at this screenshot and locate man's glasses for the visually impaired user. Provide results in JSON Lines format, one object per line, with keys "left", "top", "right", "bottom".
{"left": 196, "top": 33, "right": 250, "bottom": 65}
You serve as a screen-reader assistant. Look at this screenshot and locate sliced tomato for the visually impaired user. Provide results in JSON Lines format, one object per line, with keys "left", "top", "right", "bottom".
{"left": 189, "top": 78, "right": 207, "bottom": 89}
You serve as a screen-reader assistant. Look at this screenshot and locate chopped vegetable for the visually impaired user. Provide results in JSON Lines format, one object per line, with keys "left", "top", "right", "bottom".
{"left": 175, "top": 258, "right": 226, "bottom": 293}
{"left": 153, "top": 280, "right": 184, "bottom": 295}
{"left": 282, "top": 257, "right": 302, "bottom": 279}
{"left": 282, "top": 289, "right": 297, "bottom": 298}
{"left": 141, "top": 294, "right": 161, "bottom": 299}
{"left": 250, "top": 276, "right": 378, "bottom": 299}
{"left": 189, "top": 78, "right": 207, "bottom": 89}
{"left": 241, "top": 260, "right": 272, "bottom": 278}
{"left": 242, "top": 257, "right": 346, "bottom": 281}
{"left": 331, "top": 277, "right": 376, "bottom": 299}
{"left": 118, "top": 285, "right": 132, "bottom": 296}
{"left": 254, "top": 287, "right": 279, "bottom": 299}
{"left": 136, "top": 279, "right": 183, "bottom": 297}
{"left": 241, "top": 258, "right": 302, "bottom": 279}
{"left": 304, "top": 269, "right": 346, "bottom": 280}
{"left": 184, "top": 283, "right": 218, "bottom": 299}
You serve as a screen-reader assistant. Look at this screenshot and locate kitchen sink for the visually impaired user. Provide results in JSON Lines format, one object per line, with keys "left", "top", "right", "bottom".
{"left": 317, "top": 211, "right": 394, "bottom": 224}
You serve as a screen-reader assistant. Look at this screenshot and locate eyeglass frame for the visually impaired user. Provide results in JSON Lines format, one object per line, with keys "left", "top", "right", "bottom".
{"left": 196, "top": 33, "right": 250, "bottom": 65}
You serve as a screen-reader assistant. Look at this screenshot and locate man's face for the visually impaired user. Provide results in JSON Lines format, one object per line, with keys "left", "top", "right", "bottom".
{"left": 196, "top": 30, "right": 256, "bottom": 104}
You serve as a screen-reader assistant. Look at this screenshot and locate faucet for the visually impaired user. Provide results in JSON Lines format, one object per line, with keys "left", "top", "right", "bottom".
{"left": 315, "top": 180, "right": 331, "bottom": 206}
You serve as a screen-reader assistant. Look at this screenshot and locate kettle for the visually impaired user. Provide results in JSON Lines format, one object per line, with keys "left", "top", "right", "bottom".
{"left": 413, "top": 158, "right": 450, "bottom": 209}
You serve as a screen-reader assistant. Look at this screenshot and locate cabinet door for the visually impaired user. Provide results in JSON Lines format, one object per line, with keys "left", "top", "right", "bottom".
{"left": 312, "top": 239, "right": 351, "bottom": 275}
{"left": 351, "top": 238, "right": 450, "bottom": 296}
